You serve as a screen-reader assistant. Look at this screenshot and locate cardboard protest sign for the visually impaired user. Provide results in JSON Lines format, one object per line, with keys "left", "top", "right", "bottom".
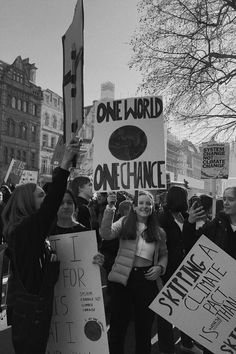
{"left": 201, "top": 142, "right": 229, "bottom": 179}
{"left": 93, "top": 96, "right": 166, "bottom": 192}
{"left": 3, "top": 159, "right": 26, "bottom": 185}
{"left": 47, "top": 231, "right": 109, "bottom": 354}
{"left": 19, "top": 170, "right": 38, "bottom": 184}
{"left": 150, "top": 235, "right": 236, "bottom": 353}
{"left": 62, "top": 0, "right": 84, "bottom": 143}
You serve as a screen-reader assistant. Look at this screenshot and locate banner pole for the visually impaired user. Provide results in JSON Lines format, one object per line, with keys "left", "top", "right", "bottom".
{"left": 211, "top": 178, "right": 217, "bottom": 219}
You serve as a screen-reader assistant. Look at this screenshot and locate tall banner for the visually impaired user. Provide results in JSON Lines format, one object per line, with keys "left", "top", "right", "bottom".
{"left": 150, "top": 235, "right": 236, "bottom": 353}
{"left": 46, "top": 231, "right": 109, "bottom": 354}
{"left": 93, "top": 96, "right": 166, "bottom": 192}
{"left": 62, "top": 0, "right": 84, "bottom": 143}
{"left": 201, "top": 142, "right": 229, "bottom": 179}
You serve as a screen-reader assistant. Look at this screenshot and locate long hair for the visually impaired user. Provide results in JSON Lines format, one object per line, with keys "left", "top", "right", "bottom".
{"left": 2, "top": 183, "right": 37, "bottom": 240}
{"left": 166, "top": 186, "right": 188, "bottom": 213}
{"left": 120, "top": 191, "right": 161, "bottom": 242}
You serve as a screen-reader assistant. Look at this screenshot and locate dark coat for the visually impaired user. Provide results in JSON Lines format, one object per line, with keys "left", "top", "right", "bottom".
{"left": 183, "top": 212, "right": 236, "bottom": 260}
{"left": 158, "top": 209, "right": 188, "bottom": 283}
{"left": 75, "top": 196, "right": 91, "bottom": 230}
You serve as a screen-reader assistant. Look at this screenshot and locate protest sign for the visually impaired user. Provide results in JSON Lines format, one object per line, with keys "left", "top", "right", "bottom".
{"left": 150, "top": 235, "right": 236, "bottom": 353}
{"left": 93, "top": 96, "right": 166, "bottom": 192}
{"left": 62, "top": 0, "right": 84, "bottom": 143}
{"left": 3, "top": 159, "right": 26, "bottom": 185}
{"left": 19, "top": 170, "right": 38, "bottom": 184}
{"left": 201, "top": 142, "right": 229, "bottom": 179}
{"left": 46, "top": 230, "right": 109, "bottom": 354}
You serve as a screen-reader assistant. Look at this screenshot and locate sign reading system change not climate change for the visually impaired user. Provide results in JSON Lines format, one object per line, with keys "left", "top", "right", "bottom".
{"left": 93, "top": 96, "right": 166, "bottom": 192}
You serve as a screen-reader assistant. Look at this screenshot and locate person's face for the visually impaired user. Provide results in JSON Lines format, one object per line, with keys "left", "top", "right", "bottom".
{"left": 223, "top": 189, "right": 236, "bottom": 217}
{"left": 97, "top": 193, "right": 107, "bottom": 205}
{"left": 33, "top": 186, "right": 45, "bottom": 210}
{"left": 80, "top": 181, "right": 93, "bottom": 199}
{"left": 57, "top": 193, "right": 75, "bottom": 219}
{"left": 134, "top": 194, "right": 153, "bottom": 220}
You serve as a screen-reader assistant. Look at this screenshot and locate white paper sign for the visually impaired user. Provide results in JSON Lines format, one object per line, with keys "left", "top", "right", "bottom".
{"left": 93, "top": 96, "right": 166, "bottom": 192}
{"left": 201, "top": 142, "right": 229, "bottom": 179}
{"left": 150, "top": 235, "right": 236, "bottom": 353}
{"left": 46, "top": 231, "right": 109, "bottom": 354}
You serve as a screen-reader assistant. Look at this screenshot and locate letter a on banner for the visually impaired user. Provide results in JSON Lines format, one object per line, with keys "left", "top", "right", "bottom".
{"left": 62, "top": 0, "right": 84, "bottom": 144}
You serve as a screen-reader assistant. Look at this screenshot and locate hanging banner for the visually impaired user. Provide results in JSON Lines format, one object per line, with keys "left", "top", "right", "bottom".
{"left": 46, "top": 230, "right": 109, "bottom": 354}
{"left": 93, "top": 96, "right": 166, "bottom": 192}
{"left": 150, "top": 235, "right": 236, "bottom": 353}
{"left": 201, "top": 142, "right": 229, "bottom": 179}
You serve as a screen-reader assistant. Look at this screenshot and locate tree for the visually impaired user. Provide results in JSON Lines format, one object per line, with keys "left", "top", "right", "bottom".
{"left": 130, "top": 0, "right": 236, "bottom": 139}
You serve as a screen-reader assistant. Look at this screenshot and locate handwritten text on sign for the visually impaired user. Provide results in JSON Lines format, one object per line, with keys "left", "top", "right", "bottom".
{"left": 93, "top": 96, "right": 166, "bottom": 192}
{"left": 150, "top": 236, "right": 236, "bottom": 353}
{"left": 46, "top": 231, "right": 109, "bottom": 354}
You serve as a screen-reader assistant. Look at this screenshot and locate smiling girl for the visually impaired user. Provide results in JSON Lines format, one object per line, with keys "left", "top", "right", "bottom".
{"left": 100, "top": 190, "right": 167, "bottom": 354}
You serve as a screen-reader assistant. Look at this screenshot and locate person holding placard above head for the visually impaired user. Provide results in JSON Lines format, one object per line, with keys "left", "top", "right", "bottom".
{"left": 100, "top": 190, "right": 168, "bottom": 354}
{"left": 1, "top": 138, "right": 82, "bottom": 354}
{"left": 183, "top": 186, "right": 236, "bottom": 354}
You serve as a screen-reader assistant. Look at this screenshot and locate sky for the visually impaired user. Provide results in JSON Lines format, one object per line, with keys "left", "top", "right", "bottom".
{"left": 0, "top": 0, "right": 141, "bottom": 106}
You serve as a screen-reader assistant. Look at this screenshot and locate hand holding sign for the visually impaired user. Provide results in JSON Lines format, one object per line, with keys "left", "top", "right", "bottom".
{"left": 61, "top": 138, "right": 83, "bottom": 170}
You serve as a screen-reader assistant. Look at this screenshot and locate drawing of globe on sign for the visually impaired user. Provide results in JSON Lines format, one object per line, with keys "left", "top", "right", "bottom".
{"left": 108, "top": 125, "right": 147, "bottom": 161}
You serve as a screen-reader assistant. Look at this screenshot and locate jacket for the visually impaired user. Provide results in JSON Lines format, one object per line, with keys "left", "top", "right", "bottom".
{"left": 100, "top": 207, "right": 168, "bottom": 286}
{"left": 183, "top": 211, "right": 236, "bottom": 260}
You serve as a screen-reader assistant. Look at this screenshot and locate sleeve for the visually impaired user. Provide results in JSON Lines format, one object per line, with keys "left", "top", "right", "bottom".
{"left": 156, "top": 228, "right": 168, "bottom": 274}
{"left": 99, "top": 207, "right": 123, "bottom": 240}
{"left": 19, "top": 167, "right": 70, "bottom": 250}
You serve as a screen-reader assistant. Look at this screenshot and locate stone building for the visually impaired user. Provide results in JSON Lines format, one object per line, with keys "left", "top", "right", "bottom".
{"left": 39, "top": 89, "right": 64, "bottom": 185}
{"left": 0, "top": 56, "right": 42, "bottom": 185}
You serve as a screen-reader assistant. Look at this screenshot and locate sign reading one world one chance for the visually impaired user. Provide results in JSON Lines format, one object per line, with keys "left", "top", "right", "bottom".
{"left": 93, "top": 96, "right": 166, "bottom": 192}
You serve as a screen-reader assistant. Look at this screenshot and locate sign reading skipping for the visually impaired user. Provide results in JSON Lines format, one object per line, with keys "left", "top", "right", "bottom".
{"left": 93, "top": 96, "right": 166, "bottom": 192}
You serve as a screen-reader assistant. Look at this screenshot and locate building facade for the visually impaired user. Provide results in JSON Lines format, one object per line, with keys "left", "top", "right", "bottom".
{"left": 38, "top": 89, "right": 64, "bottom": 185}
{"left": 0, "top": 56, "right": 42, "bottom": 185}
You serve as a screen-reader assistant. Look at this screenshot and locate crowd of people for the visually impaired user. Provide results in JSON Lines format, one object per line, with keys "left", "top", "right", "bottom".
{"left": 0, "top": 141, "right": 235, "bottom": 354}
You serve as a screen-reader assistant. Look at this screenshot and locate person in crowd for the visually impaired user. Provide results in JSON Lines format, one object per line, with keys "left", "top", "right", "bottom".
{"left": 1, "top": 138, "right": 82, "bottom": 354}
{"left": 157, "top": 186, "right": 203, "bottom": 354}
{"left": 100, "top": 191, "right": 168, "bottom": 354}
{"left": 89, "top": 191, "right": 108, "bottom": 249}
{"left": 70, "top": 176, "right": 93, "bottom": 229}
{"left": 49, "top": 188, "right": 104, "bottom": 263}
{"left": 183, "top": 186, "right": 236, "bottom": 354}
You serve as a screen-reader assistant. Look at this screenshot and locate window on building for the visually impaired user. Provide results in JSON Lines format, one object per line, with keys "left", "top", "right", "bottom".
{"left": 45, "top": 95, "right": 49, "bottom": 104}
{"left": 52, "top": 115, "right": 57, "bottom": 129}
{"left": 51, "top": 136, "right": 56, "bottom": 148}
{"left": 32, "top": 104, "right": 37, "bottom": 116}
{"left": 11, "top": 97, "right": 16, "bottom": 109}
{"left": 10, "top": 148, "right": 15, "bottom": 160}
{"left": 60, "top": 119, "right": 63, "bottom": 131}
{"left": 23, "top": 101, "right": 28, "bottom": 113}
{"left": 30, "top": 152, "right": 36, "bottom": 168}
{"left": 17, "top": 150, "right": 21, "bottom": 161}
{"left": 17, "top": 99, "right": 22, "bottom": 110}
{"left": 10, "top": 120, "right": 16, "bottom": 137}
{"left": 19, "top": 123, "right": 27, "bottom": 140}
{"left": 4, "top": 147, "right": 8, "bottom": 164}
{"left": 31, "top": 125, "right": 36, "bottom": 142}
{"left": 41, "top": 159, "right": 47, "bottom": 174}
{"left": 53, "top": 98, "right": 57, "bottom": 107}
{"left": 42, "top": 134, "right": 48, "bottom": 147}
{"left": 22, "top": 151, "right": 26, "bottom": 162}
{"left": 45, "top": 112, "right": 49, "bottom": 126}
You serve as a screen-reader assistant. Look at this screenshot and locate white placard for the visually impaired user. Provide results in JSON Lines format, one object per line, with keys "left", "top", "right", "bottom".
{"left": 150, "top": 235, "right": 236, "bottom": 353}
{"left": 201, "top": 142, "right": 229, "bottom": 179}
{"left": 46, "top": 231, "right": 109, "bottom": 354}
{"left": 93, "top": 96, "right": 166, "bottom": 192}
